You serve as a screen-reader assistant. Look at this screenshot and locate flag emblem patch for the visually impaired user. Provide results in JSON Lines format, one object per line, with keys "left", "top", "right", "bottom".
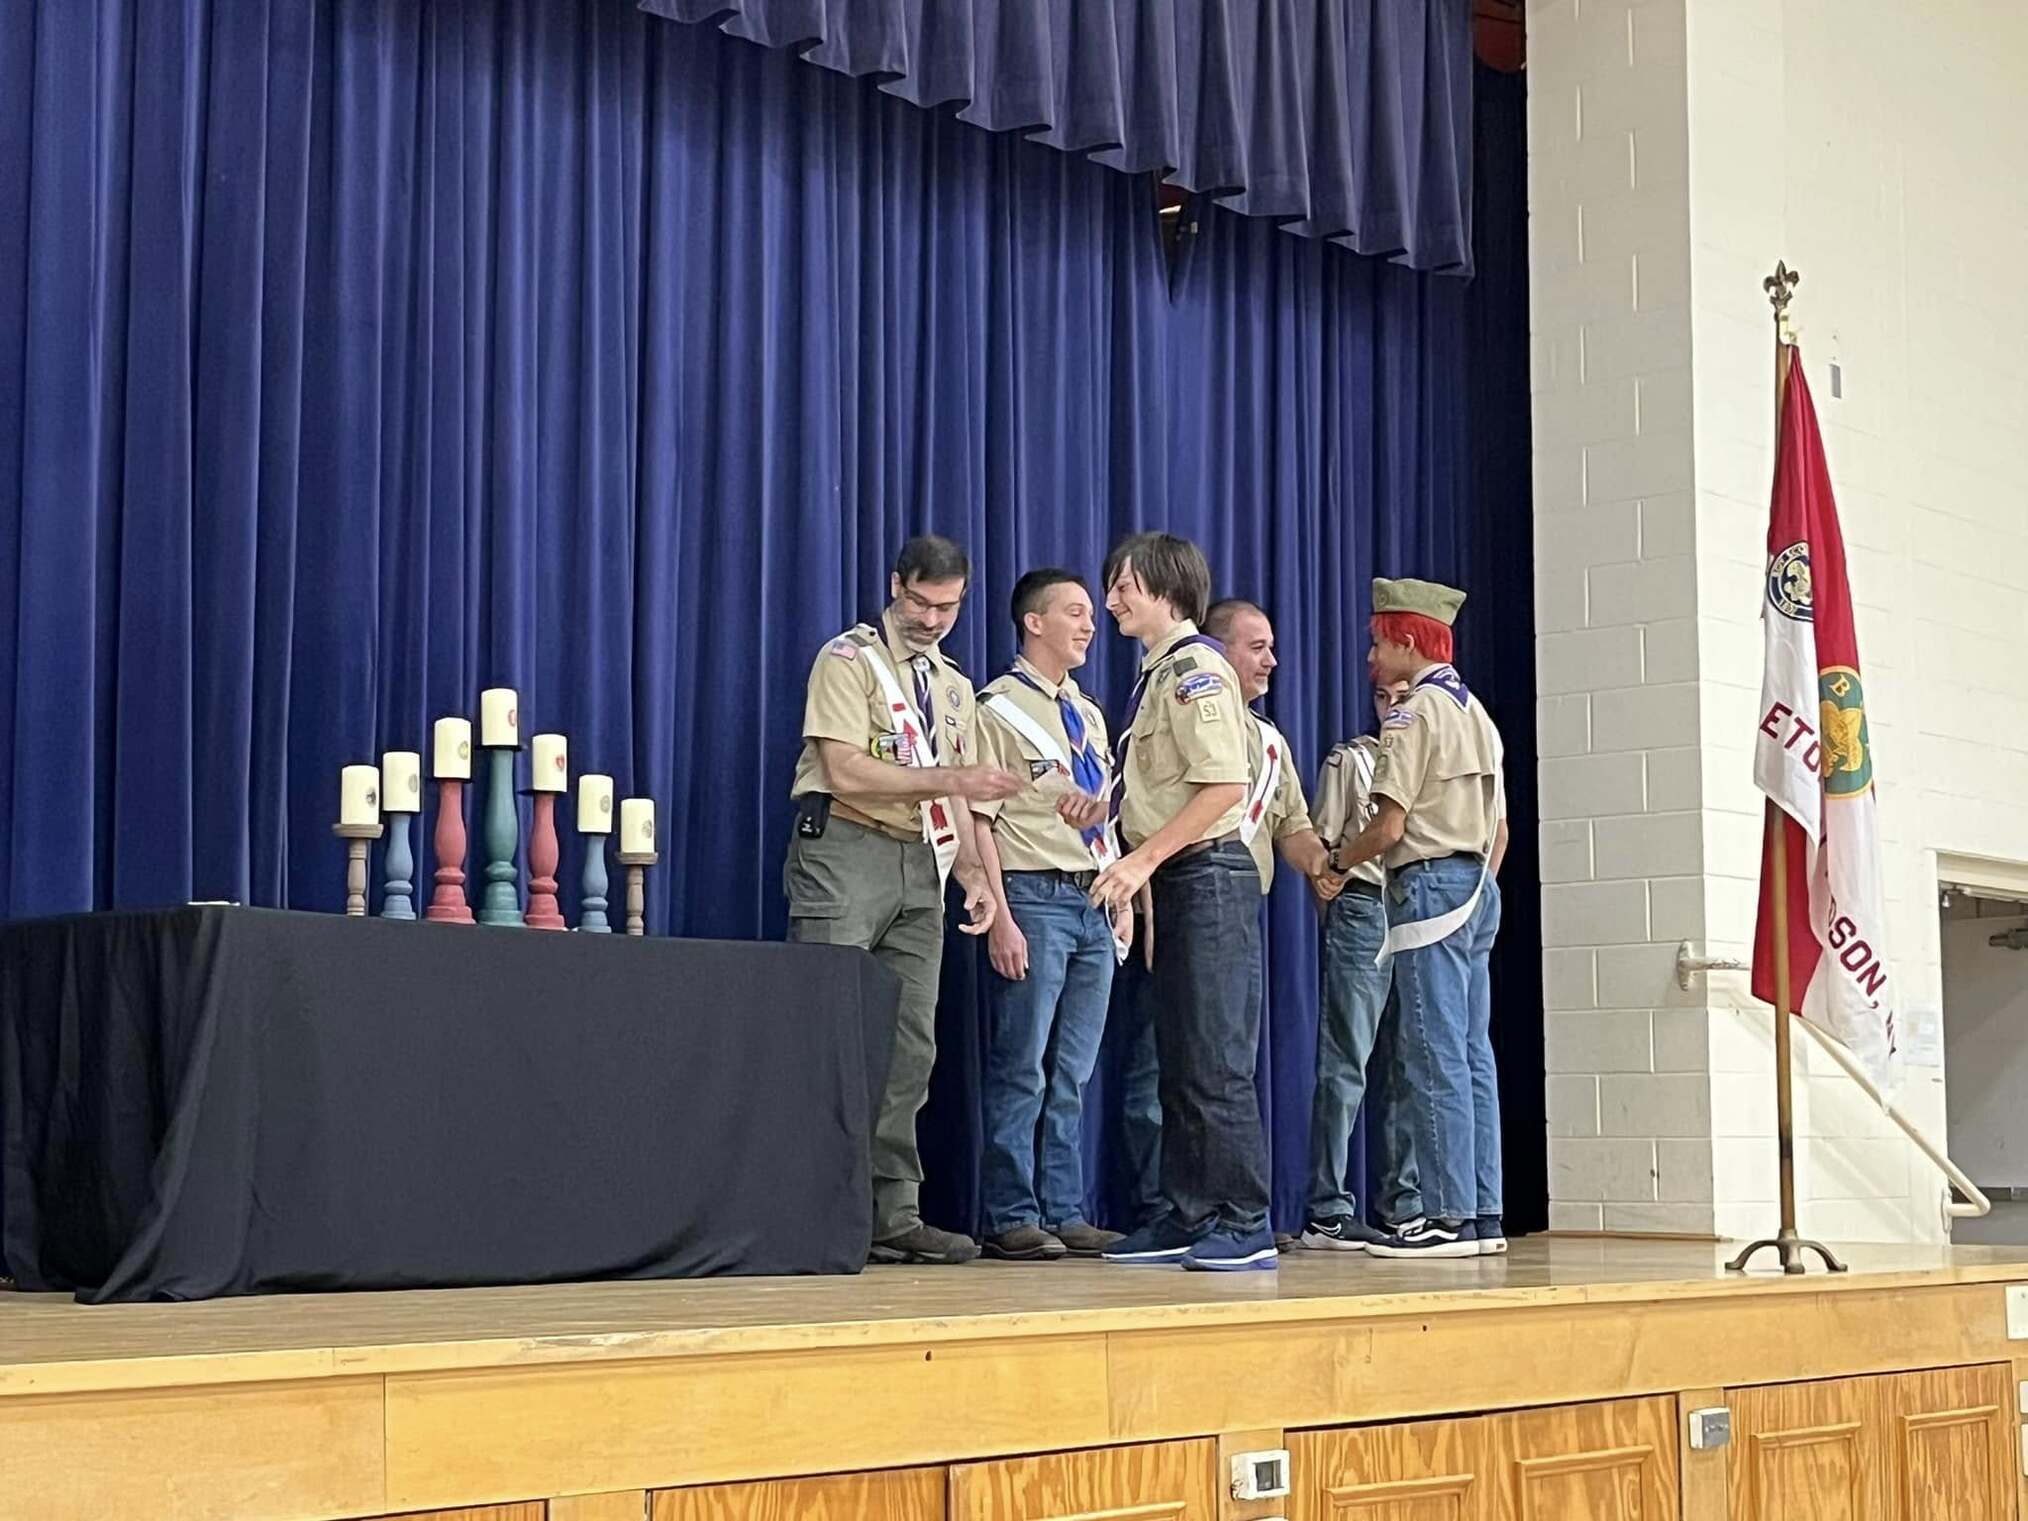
{"left": 1768, "top": 542, "right": 1814, "bottom": 621}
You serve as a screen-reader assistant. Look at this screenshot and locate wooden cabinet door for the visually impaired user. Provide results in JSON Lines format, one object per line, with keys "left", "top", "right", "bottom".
{"left": 1881, "top": 1365, "right": 2014, "bottom": 1521}
{"left": 1726, "top": 1376, "right": 1887, "bottom": 1521}
{"left": 1290, "top": 1416, "right": 1491, "bottom": 1521}
{"left": 1490, "top": 1397, "right": 1678, "bottom": 1521}
{"left": 653, "top": 1468, "right": 944, "bottom": 1521}
{"left": 949, "top": 1439, "right": 1218, "bottom": 1521}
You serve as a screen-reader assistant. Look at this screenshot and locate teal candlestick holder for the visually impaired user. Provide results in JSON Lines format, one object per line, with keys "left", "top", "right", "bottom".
{"left": 477, "top": 747, "right": 524, "bottom": 927}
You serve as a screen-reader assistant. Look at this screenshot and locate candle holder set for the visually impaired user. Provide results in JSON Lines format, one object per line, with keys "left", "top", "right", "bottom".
{"left": 334, "top": 686, "right": 659, "bottom": 934}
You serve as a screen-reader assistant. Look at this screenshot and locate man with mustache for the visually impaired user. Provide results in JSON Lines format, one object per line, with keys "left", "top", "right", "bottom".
{"left": 969, "top": 569, "right": 1129, "bottom": 1261}
{"left": 786, "top": 534, "right": 1025, "bottom": 1267}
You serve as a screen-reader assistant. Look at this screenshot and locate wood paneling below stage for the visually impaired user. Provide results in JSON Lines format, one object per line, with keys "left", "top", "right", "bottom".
{"left": 4, "top": 1242, "right": 2028, "bottom": 1521}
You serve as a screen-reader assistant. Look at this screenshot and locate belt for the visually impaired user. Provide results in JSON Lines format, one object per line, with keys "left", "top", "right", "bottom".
{"left": 1006, "top": 867, "right": 1099, "bottom": 893}
{"left": 831, "top": 800, "right": 925, "bottom": 846}
{"left": 1340, "top": 879, "right": 1384, "bottom": 899}
{"left": 1163, "top": 831, "right": 1242, "bottom": 866}
{"left": 1396, "top": 851, "right": 1481, "bottom": 873}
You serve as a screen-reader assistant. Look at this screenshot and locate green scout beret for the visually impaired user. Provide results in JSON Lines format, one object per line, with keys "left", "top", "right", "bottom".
{"left": 1372, "top": 576, "right": 1466, "bottom": 626}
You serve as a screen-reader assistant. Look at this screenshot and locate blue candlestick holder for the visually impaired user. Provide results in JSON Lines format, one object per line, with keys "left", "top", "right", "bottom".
{"left": 380, "top": 812, "right": 416, "bottom": 920}
{"left": 580, "top": 830, "right": 612, "bottom": 933}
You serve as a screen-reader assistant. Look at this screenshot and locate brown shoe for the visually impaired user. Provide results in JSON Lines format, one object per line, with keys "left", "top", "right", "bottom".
{"left": 869, "top": 1224, "right": 982, "bottom": 1265}
{"left": 984, "top": 1225, "right": 1069, "bottom": 1261}
{"left": 1051, "top": 1222, "right": 1125, "bottom": 1257}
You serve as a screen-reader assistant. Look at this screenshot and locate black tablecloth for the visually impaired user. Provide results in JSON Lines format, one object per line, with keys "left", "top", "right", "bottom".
{"left": 0, "top": 907, "right": 897, "bottom": 1302}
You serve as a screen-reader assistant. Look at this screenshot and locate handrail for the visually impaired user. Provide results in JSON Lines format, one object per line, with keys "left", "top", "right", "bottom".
{"left": 1789, "top": 1016, "right": 1991, "bottom": 1224}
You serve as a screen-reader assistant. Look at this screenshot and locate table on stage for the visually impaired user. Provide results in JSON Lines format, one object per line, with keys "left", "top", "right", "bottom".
{"left": 0, "top": 906, "right": 897, "bottom": 1303}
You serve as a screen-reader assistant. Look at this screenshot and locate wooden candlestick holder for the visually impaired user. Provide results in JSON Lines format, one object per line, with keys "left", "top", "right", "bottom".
{"left": 477, "top": 747, "right": 524, "bottom": 927}
{"left": 425, "top": 778, "right": 476, "bottom": 923}
{"left": 580, "top": 831, "right": 612, "bottom": 933}
{"left": 524, "top": 792, "right": 567, "bottom": 931}
{"left": 617, "top": 849, "right": 659, "bottom": 938}
{"left": 333, "top": 821, "right": 384, "bottom": 917}
{"left": 380, "top": 811, "right": 417, "bottom": 920}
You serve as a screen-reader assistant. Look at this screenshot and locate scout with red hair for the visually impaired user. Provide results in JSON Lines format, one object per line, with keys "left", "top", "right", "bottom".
{"left": 1330, "top": 577, "right": 1510, "bottom": 1260}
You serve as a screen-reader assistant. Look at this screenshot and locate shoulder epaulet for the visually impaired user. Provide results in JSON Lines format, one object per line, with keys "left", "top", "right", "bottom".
{"left": 845, "top": 624, "right": 880, "bottom": 646}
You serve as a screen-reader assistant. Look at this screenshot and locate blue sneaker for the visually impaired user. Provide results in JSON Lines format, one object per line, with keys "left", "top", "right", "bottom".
{"left": 1476, "top": 1215, "right": 1507, "bottom": 1256}
{"left": 1366, "top": 1218, "right": 1480, "bottom": 1259}
{"left": 1182, "top": 1227, "right": 1279, "bottom": 1272}
{"left": 1102, "top": 1218, "right": 1199, "bottom": 1265}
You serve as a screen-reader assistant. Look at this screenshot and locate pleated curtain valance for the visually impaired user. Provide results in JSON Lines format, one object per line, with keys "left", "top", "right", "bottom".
{"left": 636, "top": 0, "right": 1477, "bottom": 273}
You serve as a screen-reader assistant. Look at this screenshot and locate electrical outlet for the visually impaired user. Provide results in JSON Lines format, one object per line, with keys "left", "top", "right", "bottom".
{"left": 1231, "top": 1449, "right": 1291, "bottom": 1500}
{"left": 1688, "top": 1407, "right": 1732, "bottom": 1450}
{"left": 2006, "top": 1284, "right": 2028, "bottom": 1339}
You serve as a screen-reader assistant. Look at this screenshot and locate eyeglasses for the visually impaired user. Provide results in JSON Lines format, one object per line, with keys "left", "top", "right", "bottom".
{"left": 900, "top": 585, "right": 965, "bottom": 617}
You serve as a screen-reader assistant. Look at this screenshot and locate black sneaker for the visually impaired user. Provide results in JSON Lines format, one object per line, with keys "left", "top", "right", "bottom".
{"left": 1299, "top": 1214, "right": 1393, "bottom": 1252}
{"left": 1476, "top": 1215, "right": 1507, "bottom": 1256}
{"left": 869, "top": 1223, "right": 982, "bottom": 1265}
{"left": 1365, "top": 1218, "right": 1480, "bottom": 1259}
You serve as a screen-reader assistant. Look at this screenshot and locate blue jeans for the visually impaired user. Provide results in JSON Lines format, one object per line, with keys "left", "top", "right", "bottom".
{"left": 1388, "top": 858, "right": 1503, "bottom": 1224}
{"left": 1366, "top": 987, "right": 1423, "bottom": 1225}
{"left": 1309, "top": 886, "right": 1419, "bottom": 1222}
{"left": 1149, "top": 841, "right": 1268, "bottom": 1236}
{"left": 981, "top": 873, "right": 1117, "bottom": 1233}
{"left": 1116, "top": 962, "right": 1166, "bottom": 1227}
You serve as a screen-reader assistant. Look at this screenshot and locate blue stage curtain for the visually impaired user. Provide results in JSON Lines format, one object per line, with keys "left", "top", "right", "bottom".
{"left": 635, "top": 0, "right": 1477, "bottom": 273}
{"left": 0, "top": 1, "right": 1539, "bottom": 1234}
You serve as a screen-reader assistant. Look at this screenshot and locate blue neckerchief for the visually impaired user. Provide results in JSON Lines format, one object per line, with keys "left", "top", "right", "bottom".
{"left": 1009, "top": 668, "right": 1107, "bottom": 850}
{"left": 1416, "top": 663, "right": 1471, "bottom": 710}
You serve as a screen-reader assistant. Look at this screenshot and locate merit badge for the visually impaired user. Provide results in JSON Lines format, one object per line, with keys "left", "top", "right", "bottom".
{"left": 1767, "top": 542, "right": 1813, "bottom": 622}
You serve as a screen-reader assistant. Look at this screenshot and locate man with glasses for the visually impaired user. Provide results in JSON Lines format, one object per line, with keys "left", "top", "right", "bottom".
{"left": 785, "top": 535, "right": 1025, "bottom": 1266}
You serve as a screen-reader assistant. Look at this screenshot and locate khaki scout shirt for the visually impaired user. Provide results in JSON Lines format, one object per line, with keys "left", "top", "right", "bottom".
{"left": 973, "top": 656, "right": 1113, "bottom": 874}
{"left": 1245, "top": 714, "right": 1311, "bottom": 894}
{"left": 1368, "top": 663, "right": 1506, "bottom": 870}
{"left": 1117, "top": 621, "right": 1250, "bottom": 849}
{"left": 791, "top": 608, "right": 976, "bottom": 839}
{"left": 1310, "top": 735, "right": 1387, "bottom": 888}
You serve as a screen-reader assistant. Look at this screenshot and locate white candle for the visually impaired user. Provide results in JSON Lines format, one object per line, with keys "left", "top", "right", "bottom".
{"left": 620, "top": 797, "right": 656, "bottom": 853}
{"left": 432, "top": 717, "right": 473, "bottom": 780}
{"left": 381, "top": 751, "right": 423, "bottom": 813}
{"left": 339, "top": 765, "right": 381, "bottom": 828}
{"left": 480, "top": 687, "right": 520, "bottom": 748}
{"left": 578, "top": 774, "right": 614, "bottom": 834}
{"left": 532, "top": 733, "right": 568, "bottom": 793}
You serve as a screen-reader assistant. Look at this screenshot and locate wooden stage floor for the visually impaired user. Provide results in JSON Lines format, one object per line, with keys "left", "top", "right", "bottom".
{"left": 6, "top": 1236, "right": 2028, "bottom": 1395}
{"left": 7, "top": 1237, "right": 2028, "bottom": 1519}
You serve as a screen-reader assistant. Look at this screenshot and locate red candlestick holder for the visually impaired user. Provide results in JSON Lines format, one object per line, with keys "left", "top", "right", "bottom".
{"left": 425, "top": 778, "right": 477, "bottom": 924}
{"left": 524, "top": 792, "right": 567, "bottom": 930}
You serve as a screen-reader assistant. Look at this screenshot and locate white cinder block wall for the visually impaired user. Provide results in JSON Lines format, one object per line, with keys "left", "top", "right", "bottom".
{"left": 1528, "top": 0, "right": 2028, "bottom": 1243}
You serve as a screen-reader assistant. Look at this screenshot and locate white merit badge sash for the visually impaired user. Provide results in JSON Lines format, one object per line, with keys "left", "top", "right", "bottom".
{"left": 1240, "top": 714, "right": 1286, "bottom": 847}
{"left": 859, "top": 641, "right": 960, "bottom": 886}
{"left": 1378, "top": 668, "right": 1499, "bottom": 964}
{"left": 980, "top": 693, "right": 1119, "bottom": 871}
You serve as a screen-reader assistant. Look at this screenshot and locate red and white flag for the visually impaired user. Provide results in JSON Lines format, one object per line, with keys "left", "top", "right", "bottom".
{"left": 1751, "top": 353, "right": 1897, "bottom": 1089}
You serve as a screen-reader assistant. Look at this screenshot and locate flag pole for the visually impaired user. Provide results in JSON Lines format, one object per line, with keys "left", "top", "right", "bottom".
{"left": 1727, "top": 263, "right": 1847, "bottom": 1277}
